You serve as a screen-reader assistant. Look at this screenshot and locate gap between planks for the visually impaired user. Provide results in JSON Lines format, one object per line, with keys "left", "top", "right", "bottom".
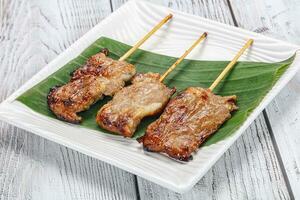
{"left": 228, "top": 0, "right": 300, "bottom": 198}
{"left": 226, "top": 0, "right": 295, "bottom": 197}
{"left": 263, "top": 110, "right": 295, "bottom": 200}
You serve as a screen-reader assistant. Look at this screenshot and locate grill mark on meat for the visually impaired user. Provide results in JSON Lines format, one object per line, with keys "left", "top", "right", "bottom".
{"left": 69, "top": 48, "right": 109, "bottom": 79}
{"left": 47, "top": 86, "right": 60, "bottom": 105}
{"left": 140, "top": 87, "right": 238, "bottom": 161}
{"left": 62, "top": 98, "right": 73, "bottom": 106}
{"left": 100, "top": 48, "right": 109, "bottom": 56}
{"left": 98, "top": 111, "right": 132, "bottom": 135}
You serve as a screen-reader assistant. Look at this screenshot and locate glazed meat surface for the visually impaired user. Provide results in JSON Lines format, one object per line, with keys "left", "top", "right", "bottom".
{"left": 47, "top": 49, "right": 136, "bottom": 123}
{"left": 96, "top": 73, "right": 176, "bottom": 137}
{"left": 140, "top": 87, "right": 238, "bottom": 161}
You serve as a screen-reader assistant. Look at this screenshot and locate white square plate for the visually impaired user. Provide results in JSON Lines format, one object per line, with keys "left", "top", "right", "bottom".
{"left": 0, "top": 0, "right": 299, "bottom": 193}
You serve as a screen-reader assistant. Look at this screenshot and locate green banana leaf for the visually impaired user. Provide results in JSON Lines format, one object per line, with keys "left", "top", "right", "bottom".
{"left": 16, "top": 37, "right": 295, "bottom": 146}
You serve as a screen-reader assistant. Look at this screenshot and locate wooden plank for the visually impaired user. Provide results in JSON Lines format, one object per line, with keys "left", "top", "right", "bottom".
{"left": 111, "top": 0, "right": 233, "bottom": 24}
{"left": 230, "top": 0, "right": 300, "bottom": 198}
{"left": 110, "top": 0, "right": 291, "bottom": 199}
{"left": 0, "top": 0, "right": 138, "bottom": 199}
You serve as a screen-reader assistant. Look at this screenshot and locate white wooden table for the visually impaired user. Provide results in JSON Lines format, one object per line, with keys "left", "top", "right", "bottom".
{"left": 0, "top": 0, "right": 299, "bottom": 199}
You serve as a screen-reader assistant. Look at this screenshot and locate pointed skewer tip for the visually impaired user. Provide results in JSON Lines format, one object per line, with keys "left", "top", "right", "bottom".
{"left": 249, "top": 39, "right": 254, "bottom": 45}
{"left": 159, "top": 32, "right": 208, "bottom": 82}
{"left": 208, "top": 38, "right": 254, "bottom": 91}
{"left": 167, "top": 13, "right": 173, "bottom": 19}
{"left": 118, "top": 13, "right": 173, "bottom": 61}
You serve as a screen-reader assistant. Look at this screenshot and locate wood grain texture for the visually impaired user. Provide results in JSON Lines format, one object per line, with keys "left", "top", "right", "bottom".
{"left": 230, "top": 0, "right": 300, "bottom": 198}
{"left": 0, "top": 0, "right": 138, "bottom": 199}
{"left": 111, "top": 0, "right": 292, "bottom": 199}
{"left": 111, "top": 0, "right": 234, "bottom": 25}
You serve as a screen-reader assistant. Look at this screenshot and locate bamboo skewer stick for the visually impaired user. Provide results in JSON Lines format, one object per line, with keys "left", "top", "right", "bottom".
{"left": 159, "top": 32, "right": 208, "bottom": 82}
{"left": 209, "top": 39, "right": 254, "bottom": 91}
{"left": 119, "top": 14, "right": 173, "bottom": 61}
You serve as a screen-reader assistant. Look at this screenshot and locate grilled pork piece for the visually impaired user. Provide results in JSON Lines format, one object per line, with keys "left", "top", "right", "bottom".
{"left": 47, "top": 49, "right": 136, "bottom": 123}
{"left": 139, "top": 87, "right": 238, "bottom": 161}
{"left": 96, "top": 73, "right": 176, "bottom": 137}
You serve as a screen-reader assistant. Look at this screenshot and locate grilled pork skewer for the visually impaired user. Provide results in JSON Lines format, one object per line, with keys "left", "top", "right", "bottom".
{"left": 140, "top": 87, "right": 237, "bottom": 161}
{"left": 96, "top": 33, "right": 208, "bottom": 137}
{"left": 140, "top": 39, "right": 253, "bottom": 161}
{"left": 97, "top": 73, "right": 175, "bottom": 137}
{"left": 48, "top": 50, "right": 136, "bottom": 123}
{"left": 47, "top": 14, "right": 173, "bottom": 123}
